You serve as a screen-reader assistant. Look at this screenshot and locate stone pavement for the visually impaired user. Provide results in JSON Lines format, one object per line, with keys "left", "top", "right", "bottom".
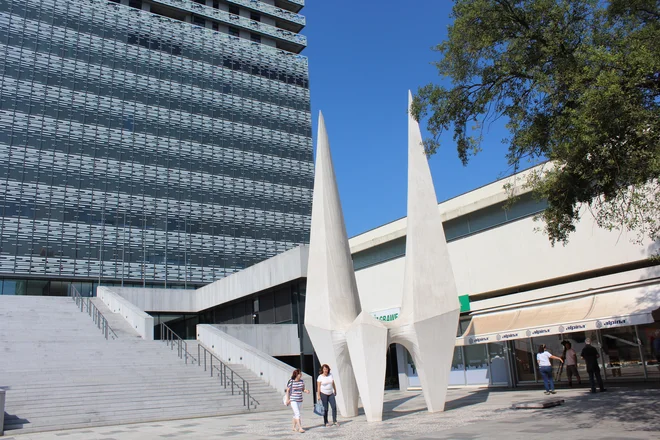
{"left": 6, "top": 384, "right": 659, "bottom": 440}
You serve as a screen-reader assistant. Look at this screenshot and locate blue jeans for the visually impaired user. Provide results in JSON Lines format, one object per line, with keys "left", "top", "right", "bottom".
{"left": 539, "top": 366, "right": 554, "bottom": 392}
{"left": 320, "top": 393, "right": 337, "bottom": 425}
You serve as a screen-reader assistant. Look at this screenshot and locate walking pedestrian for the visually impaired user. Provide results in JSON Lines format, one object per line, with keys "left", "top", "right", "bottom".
{"left": 285, "top": 369, "right": 310, "bottom": 433}
{"left": 563, "top": 342, "right": 581, "bottom": 387}
{"left": 580, "top": 338, "right": 606, "bottom": 393}
{"left": 537, "top": 344, "right": 563, "bottom": 395}
{"left": 316, "top": 364, "right": 339, "bottom": 427}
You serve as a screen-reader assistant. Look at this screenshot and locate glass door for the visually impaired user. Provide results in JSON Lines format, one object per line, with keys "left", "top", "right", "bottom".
{"left": 512, "top": 338, "right": 536, "bottom": 382}
{"left": 488, "top": 342, "right": 510, "bottom": 386}
{"left": 600, "top": 326, "right": 646, "bottom": 379}
{"left": 464, "top": 344, "right": 489, "bottom": 385}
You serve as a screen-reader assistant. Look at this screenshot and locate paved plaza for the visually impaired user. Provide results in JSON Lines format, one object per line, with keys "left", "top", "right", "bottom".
{"left": 6, "top": 384, "right": 659, "bottom": 440}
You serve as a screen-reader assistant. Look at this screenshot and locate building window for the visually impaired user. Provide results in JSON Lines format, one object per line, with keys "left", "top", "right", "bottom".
{"left": 228, "top": 5, "right": 239, "bottom": 15}
{"left": 192, "top": 16, "right": 205, "bottom": 27}
{"left": 228, "top": 27, "right": 239, "bottom": 37}
{"left": 250, "top": 33, "right": 261, "bottom": 43}
{"left": 212, "top": 22, "right": 219, "bottom": 31}
{"left": 250, "top": 12, "right": 261, "bottom": 22}
{"left": 128, "top": 0, "right": 142, "bottom": 8}
{"left": 213, "top": 1, "right": 220, "bottom": 9}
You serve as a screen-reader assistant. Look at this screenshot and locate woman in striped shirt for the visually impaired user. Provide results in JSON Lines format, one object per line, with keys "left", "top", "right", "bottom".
{"left": 285, "top": 369, "right": 309, "bottom": 433}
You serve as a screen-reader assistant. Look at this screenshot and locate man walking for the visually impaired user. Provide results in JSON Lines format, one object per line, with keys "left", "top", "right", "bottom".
{"left": 580, "top": 338, "right": 606, "bottom": 393}
{"left": 563, "top": 342, "right": 581, "bottom": 387}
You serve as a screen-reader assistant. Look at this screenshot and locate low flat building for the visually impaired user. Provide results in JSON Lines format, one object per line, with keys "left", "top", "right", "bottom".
{"left": 103, "top": 165, "right": 660, "bottom": 389}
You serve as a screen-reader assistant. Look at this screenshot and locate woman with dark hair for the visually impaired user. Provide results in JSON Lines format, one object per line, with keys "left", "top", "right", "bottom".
{"left": 537, "top": 344, "right": 563, "bottom": 395}
{"left": 316, "top": 364, "right": 339, "bottom": 427}
{"left": 285, "top": 369, "right": 309, "bottom": 433}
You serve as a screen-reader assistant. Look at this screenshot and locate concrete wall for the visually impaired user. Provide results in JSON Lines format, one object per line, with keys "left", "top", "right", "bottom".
{"left": 197, "top": 324, "right": 312, "bottom": 393}
{"left": 194, "top": 245, "right": 308, "bottom": 311}
{"left": 353, "top": 209, "right": 656, "bottom": 314}
{"left": 97, "top": 287, "right": 155, "bottom": 340}
{"left": 111, "top": 246, "right": 308, "bottom": 314}
{"left": 350, "top": 161, "right": 656, "bottom": 314}
{"left": 211, "top": 324, "right": 302, "bottom": 356}
{"left": 110, "top": 287, "right": 196, "bottom": 313}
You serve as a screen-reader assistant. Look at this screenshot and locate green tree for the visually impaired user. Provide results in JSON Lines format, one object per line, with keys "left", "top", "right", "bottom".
{"left": 412, "top": 0, "right": 660, "bottom": 247}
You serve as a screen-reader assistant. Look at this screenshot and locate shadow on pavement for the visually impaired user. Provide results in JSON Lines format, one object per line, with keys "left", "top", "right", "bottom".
{"left": 444, "top": 389, "right": 491, "bottom": 411}
{"left": 539, "top": 388, "right": 660, "bottom": 432}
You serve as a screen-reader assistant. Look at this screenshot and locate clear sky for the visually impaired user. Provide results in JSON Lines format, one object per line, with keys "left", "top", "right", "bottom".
{"left": 302, "top": 0, "right": 522, "bottom": 238}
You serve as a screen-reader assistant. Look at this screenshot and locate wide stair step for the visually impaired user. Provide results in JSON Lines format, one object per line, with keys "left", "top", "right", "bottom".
{"left": 0, "top": 296, "right": 284, "bottom": 435}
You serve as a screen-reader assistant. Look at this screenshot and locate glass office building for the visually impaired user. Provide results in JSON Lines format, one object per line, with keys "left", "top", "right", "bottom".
{"left": 0, "top": 0, "right": 312, "bottom": 295}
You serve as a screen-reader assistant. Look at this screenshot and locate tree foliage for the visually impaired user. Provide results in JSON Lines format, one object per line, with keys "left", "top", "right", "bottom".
{"left": 412, "top": 0, "right": 660, "bottom": 246}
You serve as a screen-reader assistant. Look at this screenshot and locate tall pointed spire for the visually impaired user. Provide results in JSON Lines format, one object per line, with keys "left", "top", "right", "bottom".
{"left": 400, "top": 91, "right": 460, "bottom": 322}
{"left": 305, "top": 111, "right": 360, "bottom": 417}
{"left": 386, "top": 92, "right": 460, "bottom": 413}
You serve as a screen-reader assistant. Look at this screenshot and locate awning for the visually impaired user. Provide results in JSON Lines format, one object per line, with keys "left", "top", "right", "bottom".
{"left": 456, "top": 284, "right": 659, "bottom": 346}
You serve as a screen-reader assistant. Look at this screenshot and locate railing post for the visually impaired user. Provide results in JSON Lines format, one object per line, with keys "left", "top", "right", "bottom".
{"left": 104, "top": 319, "right": 109, "bottom": 340}
{"left": 243, "top": 379, "right": 246, "bottom": 407}
{"left": 184, "top": 341, "right": 188, "bottom": 364}
{"left": 204, "top": 349, "right": 207, "bottom": 372}
{"left": 231, "top": 370, "right": 234, "bottom": 395}
{"left": 210, "top": 356, "right": 213, "bottom": 377}
{"left": 197, "top": 344, "right": 200, "bottom": 367}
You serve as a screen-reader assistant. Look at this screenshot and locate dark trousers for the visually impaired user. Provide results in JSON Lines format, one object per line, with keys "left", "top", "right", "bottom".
{"left": 566, "top": 365, "right": 581, "bottom": 385}
{"left": 587, "top": 365, "right": 604, "bottom": 391}
{"left": 320, "top": 393, "right": 337, "bottom": 424}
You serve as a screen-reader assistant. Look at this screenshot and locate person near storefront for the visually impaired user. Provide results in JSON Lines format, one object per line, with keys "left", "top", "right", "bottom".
{"left": 536, "top": 344, "right": 563, "bottom": 395}
{"left": 653, "top": 330, "right": 660, "bottom": 371}
{"left": 562, "top": 341, "right": 581, "bottom": 387}
{"left": 580, "top": 338, "right": 606, "bottom": 393}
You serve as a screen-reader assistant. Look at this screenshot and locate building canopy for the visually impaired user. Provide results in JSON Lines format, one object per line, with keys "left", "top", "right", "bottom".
{"left": 457, "top": 284, "right": 659, "bottom": 346}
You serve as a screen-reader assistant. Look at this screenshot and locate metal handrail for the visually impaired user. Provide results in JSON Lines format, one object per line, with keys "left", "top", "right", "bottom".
{"left": 198, "top": 343, "right": 259, "bottom": 409}
{"left": 69, "top": 286, "right": 118, "bottom": 340}
{"left": 160, "top": 323, "right": 198, "bottom": 365}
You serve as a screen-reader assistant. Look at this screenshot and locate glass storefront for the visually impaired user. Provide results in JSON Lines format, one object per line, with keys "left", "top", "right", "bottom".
{"left": 600, "top": 326, "right": 646, "bottom": 379}
{"left": 421, "top": 320, "right": 660, "bottom": 389}
{"left": 464, "top": 344, "right": 489, "bottom": 385}
{"left": 638, "top": 321, "right": 660, "bottom": 378}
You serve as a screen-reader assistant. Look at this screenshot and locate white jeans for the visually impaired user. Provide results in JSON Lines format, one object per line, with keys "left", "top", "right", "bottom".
{"left": 290, "top": 401, "right": 302, "bottom": 419}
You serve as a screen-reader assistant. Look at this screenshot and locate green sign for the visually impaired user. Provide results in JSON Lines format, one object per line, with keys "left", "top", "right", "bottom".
{"left": 459, "top": 295, "right": 470, "bottom": 313}
{"left": 371, "top": 308, "right": 400, "bottom": 322}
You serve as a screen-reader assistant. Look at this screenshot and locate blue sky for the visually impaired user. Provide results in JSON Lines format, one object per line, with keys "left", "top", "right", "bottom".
{"left": 302, "top": 0, "right": 521, "bottom": 237}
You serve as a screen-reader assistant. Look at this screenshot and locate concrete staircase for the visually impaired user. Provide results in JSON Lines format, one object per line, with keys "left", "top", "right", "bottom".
{"left": 0, "top": 296, "right": 283, "bottom": 435}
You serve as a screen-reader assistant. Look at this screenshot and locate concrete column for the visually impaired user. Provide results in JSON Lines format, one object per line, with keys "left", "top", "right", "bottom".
{"left": 0, "top": 389, "right": 5, "bottom": 436}
{"left": 141, "top": 2, "right": 150, "bottom": 12}
{"left": 396, "top": 344, "right": 410, "bottom": 390}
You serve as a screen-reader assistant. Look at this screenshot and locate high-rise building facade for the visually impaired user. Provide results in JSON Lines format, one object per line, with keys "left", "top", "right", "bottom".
{"left": 0, "top": 0, "right": 312, "bottom": 295}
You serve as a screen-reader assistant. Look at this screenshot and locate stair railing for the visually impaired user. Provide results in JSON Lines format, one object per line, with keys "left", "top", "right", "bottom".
{"left": 198, "top": 343, "right": 260, "bottom": 410}
{"left": 160, "top": 322, "right": 198, "bottom": 365}
{"left": 69, "top": 286, "right": 118, "bottom": 340}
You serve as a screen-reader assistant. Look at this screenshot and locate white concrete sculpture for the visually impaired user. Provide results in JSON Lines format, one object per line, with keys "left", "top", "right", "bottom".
{"left": 307, "top": 94, "right": 460, "bottom": 422}
{"left": 304, "top": 112, "right": 361, "bottom": 417}
{"left": 386, "top": 92, "right": 461, "bottom": 413}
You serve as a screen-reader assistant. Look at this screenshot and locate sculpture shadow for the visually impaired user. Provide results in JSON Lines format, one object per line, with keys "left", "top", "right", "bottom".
{"left": 538, "top": 387, "right": 660, "bottom": 432}
{"left": 444, "top": 388, "right": 491, "bottom": 411}
{"left": 380, "top": 393, "right": 425, "bottom": 421}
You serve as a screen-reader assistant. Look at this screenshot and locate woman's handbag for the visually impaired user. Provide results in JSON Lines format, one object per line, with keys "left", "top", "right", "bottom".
{"left": 313, "top": 401, "right": 325, "bottom": 416}
{"left": 283, "top": 393, "right": 290, "bottom": 406}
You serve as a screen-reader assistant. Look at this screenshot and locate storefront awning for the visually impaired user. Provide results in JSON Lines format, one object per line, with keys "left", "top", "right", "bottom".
{"left": 456, "top": 285, "right": 659, "bottom": 346}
